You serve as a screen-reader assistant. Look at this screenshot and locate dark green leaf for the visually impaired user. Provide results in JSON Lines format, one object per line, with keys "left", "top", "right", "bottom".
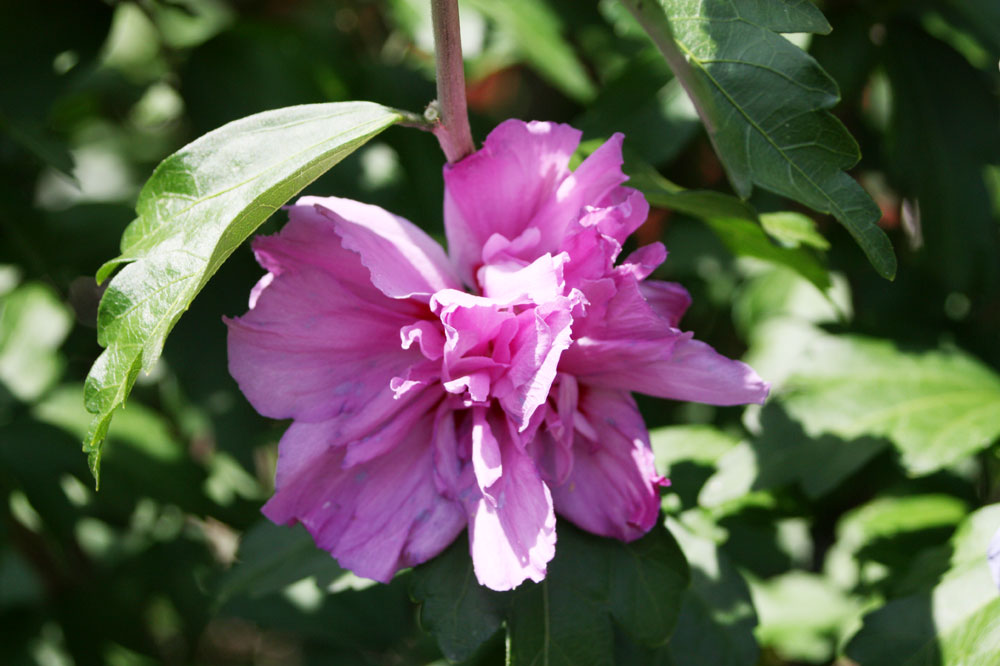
{"left": 83, "top": 102, "right": 402, "bottom": 486}
{"left": 619, "top": 0, "right": 897, "bottom": 279}
{"left": 411, "top": 535, "right": 508, "bottom": 663}
{"left": 508, "top": 523, "right": 689, "bottom": 665}
{"left": 666, "top": 519, "right": 759, "bottom": 666}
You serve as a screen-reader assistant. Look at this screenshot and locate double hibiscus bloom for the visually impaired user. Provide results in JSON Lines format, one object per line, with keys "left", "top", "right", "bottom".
{"left": 226, "top": 120, "right": 768, "bottom": 591}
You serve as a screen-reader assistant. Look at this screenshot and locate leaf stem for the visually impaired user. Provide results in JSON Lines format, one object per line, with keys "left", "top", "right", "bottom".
{"left": 431, "top": 0, "right": 475, "bottom": 163}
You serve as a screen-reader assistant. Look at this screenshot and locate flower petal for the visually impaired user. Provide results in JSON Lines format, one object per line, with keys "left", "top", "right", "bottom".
{"left": 262, "top": 408, "right": 466, "bottom": 583}
{"left": 551, "top": 386, "right": 664, "bottom": 541}
{"left": 301, "top": 196, "right": 461, "bottom": 300}
{"left": 226, "top": 212, "right": 423, "bottom": 424}
{"left": 444, "top": 120, "right": 581, "bottom": 284}
{"left": 640, "top": 280, "right": 692, "bottom": 327}
{"left": 562, "top": 277, "right": 768, "bottom": 405}
{"left": 467, "top": 412, "right": 557, "bottom": 591}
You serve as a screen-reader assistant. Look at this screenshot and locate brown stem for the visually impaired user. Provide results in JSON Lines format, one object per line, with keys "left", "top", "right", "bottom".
{"left": 431, "top": 0, "right": 475, "bottom": 163}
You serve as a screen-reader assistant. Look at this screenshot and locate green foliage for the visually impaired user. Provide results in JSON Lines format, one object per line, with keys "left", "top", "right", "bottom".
{"left": 777, "top": 334, "right": 1000, "bottom": 475}
{"left": 619, "top": 0, "right": 897, "bottom": 279}
{"left": 84, "top": 102, "right": 402, "bottom": 485}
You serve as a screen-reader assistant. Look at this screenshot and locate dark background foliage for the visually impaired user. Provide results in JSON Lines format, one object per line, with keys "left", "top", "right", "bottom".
{"left": 1, "top": 1, "right": 998, "bottom": 664}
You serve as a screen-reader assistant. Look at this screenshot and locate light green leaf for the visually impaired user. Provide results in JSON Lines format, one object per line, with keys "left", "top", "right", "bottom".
{"left": 759, "top": 211, "right": 830, "bottom": 250}
{"left": 624, "top": 159, "right": 833, "bottom": 291}
{"left": 751, "top": 571, "right": 863, "bottom": 664}
{"left": 83, "top": 102, "right": 402, "bottom": 486}
{"left": 462, "top": 0, "right": 596, "bottom": 102}
{"left": 778, "top": 335, "right": 1000, "bottom": 475}
{"left": 0, "top": 282, "right": 73, "bottom": 402}
{"left": 619, "top": 0, "right": 897, "bottom": 279}
{"left": 846, "top": 504, "right": 1000, "bottom": 666}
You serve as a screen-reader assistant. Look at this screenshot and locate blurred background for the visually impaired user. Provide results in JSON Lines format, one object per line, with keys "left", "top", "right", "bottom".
{"left": 1, "top": 1, "right": 998, "bottom": 664}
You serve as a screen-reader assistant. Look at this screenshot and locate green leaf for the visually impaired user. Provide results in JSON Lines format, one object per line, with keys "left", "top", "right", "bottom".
{"left": 624, "top": 159, "right": 833, "bottom": 291}
{"left": 83, "top": 102, "right": 402, "bottom": 486}
{"left": 666, "top": 518, "right": 759, "bottom": 666}
{"left": 619, "top": 0, "right": 897, "bottom": 279}
{"left": 759, "top": 211, "right": 830, "bottom": 250}
{"left": 508, "top": 523, "right": 690, "bottom": 665}
{"left": 410, "top": 536, "right": 508, "bottom": 663}
{"left": 777, "top": 335, "right": 1000, "bottom": 475}
{"left": 846, "top": 504, "right": 1000, "bottom": 666}
{"left": 0, "top": 282, "right": 73, "bottom": 402}
{"left": 700, "top": 405, "right": 889, "bottom": 504}
{"left": 462, "top": 0, "right": 596, "bottom": 102}
{"left": 750, "top": 571, "right": 863, "bottom": 663}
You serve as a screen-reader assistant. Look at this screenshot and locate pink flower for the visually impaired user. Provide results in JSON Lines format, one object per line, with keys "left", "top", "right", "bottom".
{"left": 226, "top": 120, "right": 769, "bottom": 591}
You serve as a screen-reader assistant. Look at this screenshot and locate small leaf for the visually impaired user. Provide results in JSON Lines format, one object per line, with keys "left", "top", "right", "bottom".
{"left": 759, "top": 212, "right": 830, "bottom": 250}
{"left": 777, "top": 335, "right": 1000, "bottom": 475}
{"left": 411, "top": 536, "right": 509, "bottom": 663}
{"left": 619, "top": 0, "right": 897, "bottom": 279}
{"left": 83, "top": 102, "right": 402, "bottom": 486}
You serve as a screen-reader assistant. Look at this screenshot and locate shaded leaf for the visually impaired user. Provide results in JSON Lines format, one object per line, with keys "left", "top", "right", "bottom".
{"left": 778, "top": 335, "right": 1000, "bottom": 475}
{"left": 83, "top": 102, "right": 402, "bottom": 485}
{"left": 846, "top": 504, "right": 1000, "bottom": 666}
{"left": 666, "top": 518, "right": 759, "bottom": 666}
{"left": 619, "top": 0, "right": 896, "bottom": 279}
{"left": 411, "top": 535, "right": 508, "bottom": 663}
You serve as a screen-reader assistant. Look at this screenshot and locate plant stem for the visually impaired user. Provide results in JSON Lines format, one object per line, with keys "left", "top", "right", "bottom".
{"left": 431, "top": 0, "right": 475, "bottom": 163}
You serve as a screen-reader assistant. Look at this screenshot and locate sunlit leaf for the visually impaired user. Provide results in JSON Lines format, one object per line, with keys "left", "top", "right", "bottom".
{"left": 777, "top": 335, "right": 1000, "bottom": 475}
{"left": 619, "top": 0, "right": 897, "bottom": 279}
{"left": 83, "top": 102, "right": 402, "bottom": 486}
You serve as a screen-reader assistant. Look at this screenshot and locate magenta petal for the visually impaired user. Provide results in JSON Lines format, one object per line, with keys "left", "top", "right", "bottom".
{"left": 625, "top": 336, "right": 770, "bottom": 405}
{"left": 468, "top": 416, "right": 557, "bottom": 591}
{"left": 301, "top": 196, "right": 461, "bottom": 300}
{"left": 226, "top": 230, "right": 422, "bottom": 424}
{"left": 551, "top": 386, "right": 663, "bottom": 541}
{"left": 444, "top": 120, "right": 581, "bottom": 284}
{"left": 263, "top": 409, "right": 465, "bottom": 583}
{"left": 640, "top": 280, "right": 692, "bottom": 327}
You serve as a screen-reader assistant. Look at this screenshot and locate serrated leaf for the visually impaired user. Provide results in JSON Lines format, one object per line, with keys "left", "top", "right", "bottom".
{"left": 778, "top": 335, "right": 1000, "bottom": 475}
{"left": 846, "top": 504, "right": 1000, "bottom": 666}
{"left": 82, "top": 102, "right": 401, "bottom": 486}
{"left": 410, "top": 536, "right": 508, "bottom": 663}
{"left": 619, "top": 0, "right": 897, "bottom": 279}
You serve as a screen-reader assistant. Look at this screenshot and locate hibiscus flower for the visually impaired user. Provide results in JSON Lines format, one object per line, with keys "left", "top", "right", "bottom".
{"left": 226, "top": 119, "right": 769, "bottom": 591}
